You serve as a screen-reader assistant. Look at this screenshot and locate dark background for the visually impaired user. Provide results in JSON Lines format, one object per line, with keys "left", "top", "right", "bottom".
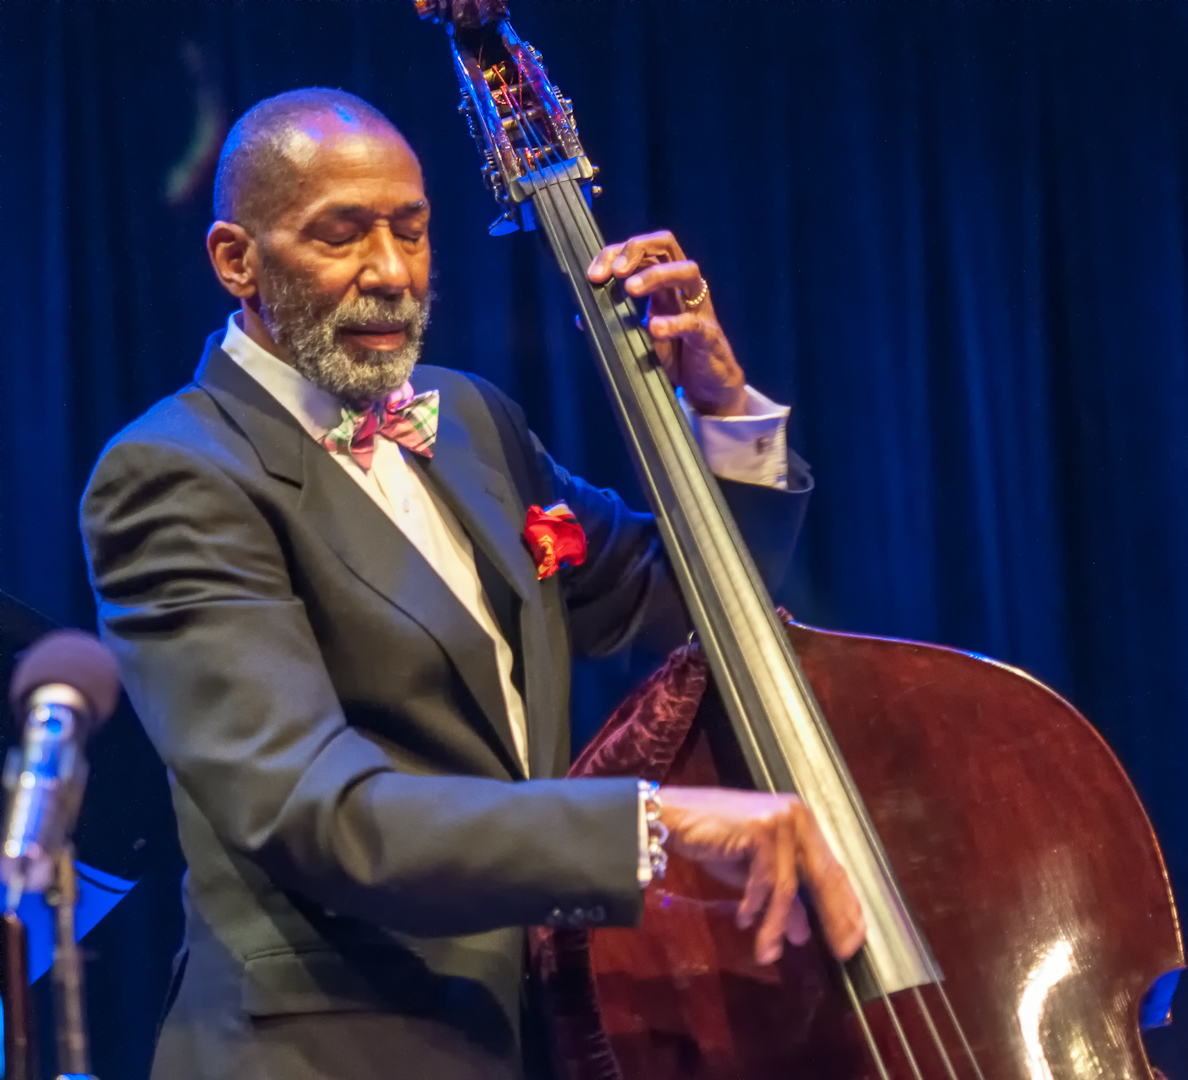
{"left": 3, "top": 0, "right": 1188, "bottom": 1076}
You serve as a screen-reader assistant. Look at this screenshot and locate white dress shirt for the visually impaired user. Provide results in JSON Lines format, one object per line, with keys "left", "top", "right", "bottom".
{"left": 220, "top": 312, "right": 792, "bottom": 878}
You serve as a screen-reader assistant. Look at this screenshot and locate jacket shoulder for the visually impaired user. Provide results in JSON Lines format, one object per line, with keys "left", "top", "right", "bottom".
{"left": 102, "top": 381, "right": 233, "bottom": 454}
{"left": 85, "top": 381, "right": 261, "bottom": 511}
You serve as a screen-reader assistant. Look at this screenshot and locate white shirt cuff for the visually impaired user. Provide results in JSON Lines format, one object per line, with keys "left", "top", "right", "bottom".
{"left": 680, "top": 386, "right": 792, "bottom": 490}
{"left": 638, "top": 782, "right": 653, "bottom": 887}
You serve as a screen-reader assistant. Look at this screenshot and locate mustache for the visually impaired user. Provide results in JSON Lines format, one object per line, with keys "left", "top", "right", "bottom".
{"left": 328, "top": 293, "right": 425, "bottom": 334}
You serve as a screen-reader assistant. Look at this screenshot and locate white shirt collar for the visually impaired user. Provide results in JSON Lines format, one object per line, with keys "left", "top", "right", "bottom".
{"left": 219, "top": 312, "right": 346, "bottom": 442}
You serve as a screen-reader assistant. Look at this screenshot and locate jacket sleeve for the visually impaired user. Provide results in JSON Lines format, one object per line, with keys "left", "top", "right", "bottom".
{"left": 546, "top": 447, "right": 811, "bottom": 658}
{"left": 469, "top": 378, "right": 813, "bottom": 659}
{"left": 81, "top": 435, "right": 642, "bottom": 937}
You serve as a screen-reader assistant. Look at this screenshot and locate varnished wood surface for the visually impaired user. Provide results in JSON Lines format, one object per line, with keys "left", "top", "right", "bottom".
{"left": 581, "top": 624, "right": 1183, "bottom": 1079}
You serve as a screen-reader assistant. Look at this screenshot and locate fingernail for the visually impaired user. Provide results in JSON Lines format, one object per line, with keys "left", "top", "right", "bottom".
{"left": 759, "top": 943, "right": 781, "bottom": 965}
{"left": 626, "top": 274, "right": 642, "bottom": 290}
{"left": 613, "top": 256, "right": 628, "bottom": 271}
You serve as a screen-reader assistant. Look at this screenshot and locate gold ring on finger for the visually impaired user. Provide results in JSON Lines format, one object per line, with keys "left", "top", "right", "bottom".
{"left": 681, "top": 277, "right": 709, "bottom": 310}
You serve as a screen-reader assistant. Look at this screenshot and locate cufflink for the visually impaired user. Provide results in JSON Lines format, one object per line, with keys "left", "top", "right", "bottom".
{"left": 544, "top": 905, "right": 604, "bottom": 929}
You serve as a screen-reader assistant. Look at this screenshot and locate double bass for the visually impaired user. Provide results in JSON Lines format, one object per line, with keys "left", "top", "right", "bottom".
{"left": 412, "top": 3, "right": 1184, "bottom": 1076}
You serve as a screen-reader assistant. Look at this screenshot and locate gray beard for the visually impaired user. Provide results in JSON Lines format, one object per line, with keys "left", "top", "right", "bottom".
{"left": 257, "top": 258, "right": 431, "bottom": 404}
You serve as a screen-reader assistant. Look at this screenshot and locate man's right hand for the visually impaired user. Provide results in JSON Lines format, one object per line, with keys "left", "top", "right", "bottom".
{"left": 658, "top": 787, "right": 866, "bottom": 967}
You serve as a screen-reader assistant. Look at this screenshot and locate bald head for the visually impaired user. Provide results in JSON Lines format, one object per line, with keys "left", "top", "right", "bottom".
{"left": 213, "top": 88, "right": 405, "bottom": 232}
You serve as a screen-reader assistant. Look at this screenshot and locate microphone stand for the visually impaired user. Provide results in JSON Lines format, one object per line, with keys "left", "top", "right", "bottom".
{"left": 0, "top": 909, "right": 38, "bottom": 1080}
{"left": 46, "top": 844, "right": 97, "bottom": 1080}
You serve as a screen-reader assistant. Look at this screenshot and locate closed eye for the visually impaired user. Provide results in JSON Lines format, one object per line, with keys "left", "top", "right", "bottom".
{"left": 317, "top": 228, "right": 362, "bottom": 246}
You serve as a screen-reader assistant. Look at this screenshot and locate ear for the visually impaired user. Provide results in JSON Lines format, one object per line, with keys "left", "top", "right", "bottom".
{"left": 206, "top": 221, "right": 258, "bottom": 299}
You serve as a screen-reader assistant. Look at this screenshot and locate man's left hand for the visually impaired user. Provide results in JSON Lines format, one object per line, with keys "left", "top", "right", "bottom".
{"left": 587, "top": 231, "right": 748, "bottom": 417}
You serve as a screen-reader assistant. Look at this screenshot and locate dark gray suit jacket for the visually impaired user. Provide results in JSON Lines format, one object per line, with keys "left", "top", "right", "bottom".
{"left": 80, "top": 334, "right": 810, "bottom": 1079}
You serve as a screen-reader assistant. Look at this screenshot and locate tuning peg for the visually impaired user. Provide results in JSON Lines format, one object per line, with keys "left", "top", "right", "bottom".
{"left": 489, "top": 209, "right": 520, "bottom": 237}
{"left": 484, "top": 62, "right": 513, "bottom": 87}
{"left": 591, "top": 185, "right": 603, "bottom": 198}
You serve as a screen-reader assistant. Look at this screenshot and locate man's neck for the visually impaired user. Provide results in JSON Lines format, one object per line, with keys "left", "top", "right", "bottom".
{"left": 238, "top": 303, "right": 290, "bottom": 363}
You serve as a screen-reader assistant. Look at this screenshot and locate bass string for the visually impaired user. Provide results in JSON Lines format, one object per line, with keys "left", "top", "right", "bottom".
{"left": 931, "top": 983, "right": 987, "bottom": 1080}
{"left": 545, "top": 171, "right": 993, "bottom": 1080}
{"left": 842, "top": 965, "right": 894, "bottom": 1080}
{"left": 510, "top": 99, "right": 899, "bottom": 1078}
{"left": 910, "top": 987, "right": 962, "bottom": 1080}
{"left": 876, "top": 979, "right": 927, "bottom": 1079}
{"left": 495, "top": 59, "right": 549, "bottom": 173}
{"left": 860, "top": 952, "right": 947, "bottom": 1080}
{"left": 531, "top": 174, "right": 804, "bottom": 790}
{"left": 511, "top": 94, "right": 989, "bottom": 1080}
{"left": 510, "top": 97, "right": 818, "bottom": 748}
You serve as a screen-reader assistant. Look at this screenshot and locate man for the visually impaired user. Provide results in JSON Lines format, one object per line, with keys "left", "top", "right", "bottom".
{"left": 81, "top": 89, "right": 863, "bottom": 1079}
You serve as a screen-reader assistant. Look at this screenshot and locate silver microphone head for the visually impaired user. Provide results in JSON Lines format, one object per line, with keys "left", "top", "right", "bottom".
{"left": 1, "top": 632, "right": 119, "bottom": 911}
{"left": 2, "top": 685, "right": 88, "bottom": 909}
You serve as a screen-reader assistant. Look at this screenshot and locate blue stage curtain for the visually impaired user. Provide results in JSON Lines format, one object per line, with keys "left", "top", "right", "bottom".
{"left": 3, "top": 2, "right": 1188, "bottom": 1076}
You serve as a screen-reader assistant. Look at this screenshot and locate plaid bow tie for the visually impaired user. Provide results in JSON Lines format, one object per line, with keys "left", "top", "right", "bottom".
{"left": 322, "top": 382, "right": 440, "bottom": 470}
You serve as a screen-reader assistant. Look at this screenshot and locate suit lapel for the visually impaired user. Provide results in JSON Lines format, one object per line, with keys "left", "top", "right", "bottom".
{"left": 196, "top": 336, "right": 305, "bottom": 486}
{"left": 197, "top": 341, "right": 527, "bottom": 779}
{"left": 297, "top": 444, "right": 526, "bottom": 778}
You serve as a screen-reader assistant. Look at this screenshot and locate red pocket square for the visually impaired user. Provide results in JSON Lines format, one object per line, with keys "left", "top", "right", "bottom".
{"left": 524, "top": 503, "right": 587, "bottom": 580}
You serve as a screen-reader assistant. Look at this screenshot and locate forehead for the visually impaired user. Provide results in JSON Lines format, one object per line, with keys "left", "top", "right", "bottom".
{"left": 275, "top": 113, "right": 425, "bottom": 215}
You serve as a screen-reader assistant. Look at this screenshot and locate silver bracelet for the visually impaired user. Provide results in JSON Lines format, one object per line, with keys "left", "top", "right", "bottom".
{"left": 638, "top": 780, "right": 669, "bottom": 882}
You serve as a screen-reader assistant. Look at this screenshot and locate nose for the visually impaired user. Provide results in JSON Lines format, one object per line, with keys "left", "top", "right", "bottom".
{"left": 357, "top": 225, "right": 412, "bottom": 296}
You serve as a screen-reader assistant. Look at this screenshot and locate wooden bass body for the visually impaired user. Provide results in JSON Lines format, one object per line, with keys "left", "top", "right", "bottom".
{"left": 538, "top": 617, "right": 1183, "bottom": 1080}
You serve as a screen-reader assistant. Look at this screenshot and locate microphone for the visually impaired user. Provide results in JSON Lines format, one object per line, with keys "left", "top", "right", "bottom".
{"left": 1, "top": 630, "right": 120, "bottom": 913}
